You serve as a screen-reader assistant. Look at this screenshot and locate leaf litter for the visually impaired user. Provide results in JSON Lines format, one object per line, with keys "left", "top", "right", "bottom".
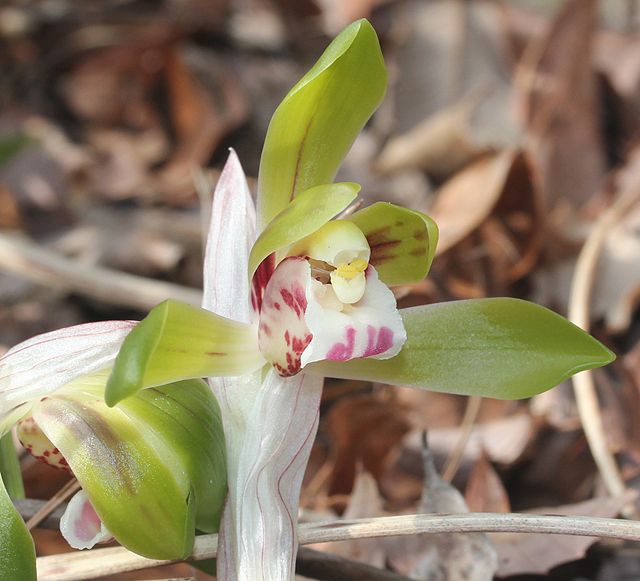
{"left": 2, "top": 0, "right": 640, "bottom": 579}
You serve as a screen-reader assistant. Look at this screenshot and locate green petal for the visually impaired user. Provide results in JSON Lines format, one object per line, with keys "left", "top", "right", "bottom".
{"left": 34, "top": 382, "right": 223, "bottom": 560}
{"left": 117, "top": 381, "right": 227, "bottom": 533}
{"left": 257, "top": 19, "right": 386, "bottom": 230}
{"left": 249, "top": 182, "right": 360, "bottom": 278}
{"left": 348, "top": 203, "right": 439, "bottom": 285}
{"left": 310, "top": 298, "right": 615, "bottom": 399}
{"left": 0, "top": 475, "right": 35, "bottom": 581}
{"left": 105, "top": 300, "right": 264, "bottom": 406}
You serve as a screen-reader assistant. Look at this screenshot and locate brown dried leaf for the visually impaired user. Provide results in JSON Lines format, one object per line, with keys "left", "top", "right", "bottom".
{"left": 532, "top": 146, "right": 640, "bottom": 332}
{"left": 390, "top": 0, "right": 514, "bottom": 139}
{"left": 89, "top": 129, "right": 161, "bottom": 200}
{"left": 394, "top": 388, "right": 467, "bottom": 430}
{"left": 0, "top": 123, "right": 72, "bottom": 235}
{"left": 59, "top": 40, "right": 167, "bottom": 128}
{"left": 404, "top": 413, "right": 535, "bottom": 467}
{"left": 492, "top": 494, "right": 635, "bottom": 576}
{"left": 514, "top": 0, "right": 606, "bottom": 208}
{"left": 386, "top": 438, "right": 498, "bottom": 580}
{"left": 325, "top": 392, "right": 411, "bottom": 496}
{"left": 592, "top": 181, "right": 640, "bottom": 332}
{"left": 375, "top": 92, "right": 494, "bottom": 180}
{"left": 0, "top": 183, "right": 21, "bottom": 228}
{"left": 155, "top": 47, "right": 249, "bottom": 201}
{"left": 595, "top": 29, "right": 640, "bottom": 146}
{"left": 429, "top": 149, "right": 543, "bottom": 295}
{"left": 322, "top": 470, "right": 386, "bottom": 568}
{"left": 464, "top": 452, "right": 511, "bottom": 514}
{"left": 430, "top": 151, "right": 516, "bottom": 255}
{"left": 315, "top": 0, "right": 386, "bottom": 34}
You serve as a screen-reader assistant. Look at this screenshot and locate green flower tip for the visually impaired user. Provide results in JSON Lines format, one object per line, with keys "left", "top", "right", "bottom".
{"left": 105, "top": 301, "right": 168, "bottom": 407}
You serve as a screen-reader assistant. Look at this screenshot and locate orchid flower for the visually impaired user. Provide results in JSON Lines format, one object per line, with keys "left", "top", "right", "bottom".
{"left": 104, "top": 183, "right": 434, "bottom": 395}
{"left": 0, "top": 323, "right": 227, "bottom": 580}
{"left": 104, "top": 20, "right": 614, "bottom": 581}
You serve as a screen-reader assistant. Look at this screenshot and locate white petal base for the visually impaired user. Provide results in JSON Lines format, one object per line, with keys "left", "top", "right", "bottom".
{"left": 302, "top": 266, "right": 406, "bottom": 366}
{"left": 213, "top": 371, "right": 323, "bottom": 580}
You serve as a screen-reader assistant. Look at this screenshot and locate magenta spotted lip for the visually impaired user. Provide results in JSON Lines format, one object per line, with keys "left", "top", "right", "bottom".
{"left": 327, "top": 325, "right": 395, "bottom": 361}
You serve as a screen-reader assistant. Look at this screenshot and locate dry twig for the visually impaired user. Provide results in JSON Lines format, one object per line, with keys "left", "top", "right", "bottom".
{"left": 26, "top": 478, "right": 80, "bottom": 530}
{"left": 442, "top": 395, "right": 482, "bottom": 482}
{"left": 36, "top": 512, "right": 640, "bottom": 580}
{"left": 0, "top": 233, "right": 202, "bottom": 311}
{"left": 568, "top": 183, "right": 640, "bottom": 502}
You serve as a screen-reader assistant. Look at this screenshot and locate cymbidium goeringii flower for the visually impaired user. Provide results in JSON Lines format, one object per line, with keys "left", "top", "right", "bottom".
{"left": 0, "top": 322, "right": 227, "bottom": 579}
{"left": 102, "top": 19, "right": 614, "bottom": 581}
{"left": 104, "top": 182, "right": 436, "bottom": 395}
{"left": 0, "top": 17, "right": 616, "bottom": 581}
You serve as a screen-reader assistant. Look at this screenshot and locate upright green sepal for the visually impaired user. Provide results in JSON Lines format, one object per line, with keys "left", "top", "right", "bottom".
{"left": 257, "top": 19, "right": 387, "bottom": 230}
{"left": 249, "top": 182, "right": 360, "bottom": 277}
{"left": 310, "top": 298, "right": 615, "bottom": 399}
{"left": 348, "top": 203, "right": 439, "bottom": 285}
{"left": 106, "top": 300, "right": 264, "bottom": 406}
{"left": 0, "top": 475, "right": 36, "bottom": 581}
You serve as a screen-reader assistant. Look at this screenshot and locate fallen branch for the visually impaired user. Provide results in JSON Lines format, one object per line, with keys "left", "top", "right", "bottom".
{"left": 0, "top": 233, "right": 201, "bottom": 311}
{"left": 26, "top": 478, "right": 79, "bottom": 530}
{"left": 14, "top": 498, "right": 65, "bottom": 530}
{"left": 568, "top": 180, "right": 640, "bottom": 503}
{"left": 442, "top": 395, "right": 482, "bottom": 482}
{"left": 36, "top": 512, "right": 640, "bottom": 580}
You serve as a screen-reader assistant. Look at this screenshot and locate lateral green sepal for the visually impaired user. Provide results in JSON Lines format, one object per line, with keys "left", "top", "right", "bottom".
{"left": 106, "top": 300, "right": 264, "bottom": 406}
{"left": 310, "top": 298, "right": 615, "bottom": 399}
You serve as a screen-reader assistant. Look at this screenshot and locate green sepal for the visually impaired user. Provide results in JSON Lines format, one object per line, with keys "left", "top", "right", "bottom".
{"left": 257, "top": 19, "right": 387, "bottom": 230}
{"left": 118, "top": 381, "right": 227, "bottom": 533}
{"left": 310, "top": 298, "right": 615, "bottom": 399}
{"left": 249, "top": 182, "right": 360, "bottom": 277}
{"left": 105, "top": 299, "right": 264, "bottom": 406}
{"left": 348, "top": 203, "right": 439, "bottom": 285}
{"left": 0, "top": 474, "right": 36, "bottom": 581}
{"left": 34, "top": 378, "right": 227, "bottom": 559}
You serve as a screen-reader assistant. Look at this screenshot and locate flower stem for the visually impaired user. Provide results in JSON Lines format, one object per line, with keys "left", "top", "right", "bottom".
{"left": 0, "top": 432, "right": 24, "bottom": 499}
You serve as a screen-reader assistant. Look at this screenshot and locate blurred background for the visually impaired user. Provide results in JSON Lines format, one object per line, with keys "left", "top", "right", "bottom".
{"left": 1, "top": 0, "right": 640, "bottom": 579}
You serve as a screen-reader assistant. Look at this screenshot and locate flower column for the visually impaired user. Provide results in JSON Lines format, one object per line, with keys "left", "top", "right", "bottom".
{"left": 200, "top": 151, "right": 325, "bottom": 580}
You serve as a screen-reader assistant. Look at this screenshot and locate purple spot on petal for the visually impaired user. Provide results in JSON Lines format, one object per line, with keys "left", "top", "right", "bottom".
{"left": 363, "top": 325, "right": 394, "bottom": 357}
{"left": 326, "top": 327, "right": 356, "bottom": 361}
